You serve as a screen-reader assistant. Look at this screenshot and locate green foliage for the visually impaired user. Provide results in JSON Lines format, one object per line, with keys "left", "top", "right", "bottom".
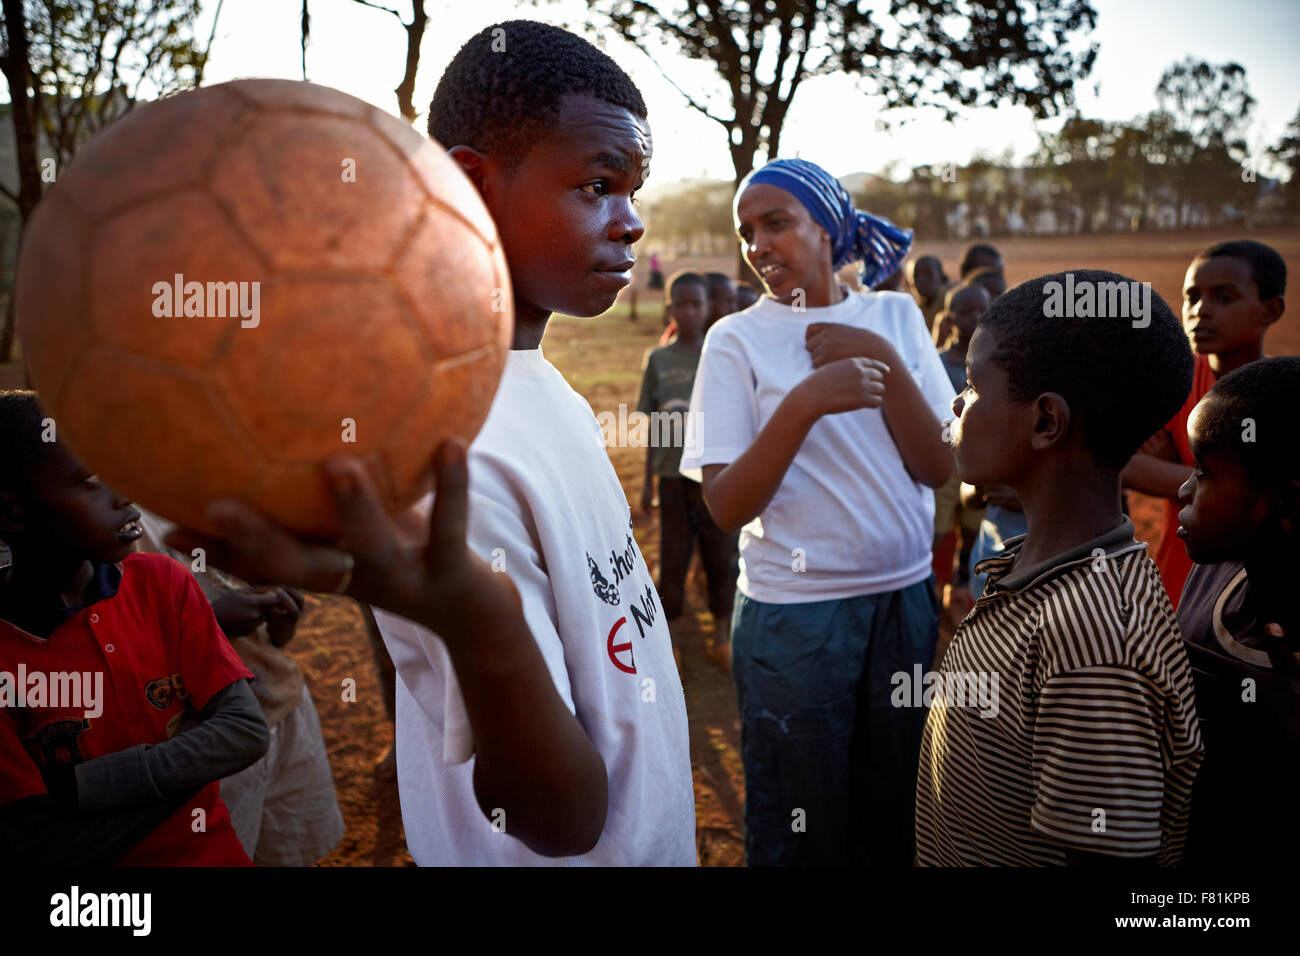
{"left": 22, "top": 0, "right": 207, "bottom": 169}
{"left": 575, "top": 0, "right": 1099, "bottom": 183}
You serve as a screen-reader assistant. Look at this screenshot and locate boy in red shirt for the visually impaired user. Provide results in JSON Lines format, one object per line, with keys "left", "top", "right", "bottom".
{"left": 1123, "top": 240, "right": 1286, "bottom": 607}
{"left": 0, "top": 390, "right": 268, "bottom": 864}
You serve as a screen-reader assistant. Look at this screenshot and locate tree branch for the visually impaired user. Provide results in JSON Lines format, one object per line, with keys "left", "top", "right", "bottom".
{"left": 349, "top": 0, "right": 404, "bottom": 20}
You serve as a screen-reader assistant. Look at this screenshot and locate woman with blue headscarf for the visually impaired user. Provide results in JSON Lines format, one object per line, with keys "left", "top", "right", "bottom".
{"left": 679, "top": 158, "right": 957, "bottom": 866}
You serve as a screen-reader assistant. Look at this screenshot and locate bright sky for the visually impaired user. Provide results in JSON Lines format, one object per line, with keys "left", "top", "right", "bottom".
{"left": 188, "top": 0, "right": 1298, "bottom": 186}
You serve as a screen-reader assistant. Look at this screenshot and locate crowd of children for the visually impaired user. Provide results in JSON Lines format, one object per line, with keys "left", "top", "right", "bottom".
{"left": 0, "top": 17, "right": 1294, "bottom": 869}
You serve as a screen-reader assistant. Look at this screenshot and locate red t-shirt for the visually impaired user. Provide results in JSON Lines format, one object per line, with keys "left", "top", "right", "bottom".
{"left": 1153, "top": 353, "right": 1217, "bottom": 607}
{"left": 0, "top": 552, "right": 254, "bottom": 865}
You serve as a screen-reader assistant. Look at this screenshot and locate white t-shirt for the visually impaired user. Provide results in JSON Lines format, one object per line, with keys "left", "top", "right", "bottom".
{"left": 679, "top": 289, "right": 956, "bottom": 603}
{"left": 372, "top": 348, "right": 696, "bottom": 866}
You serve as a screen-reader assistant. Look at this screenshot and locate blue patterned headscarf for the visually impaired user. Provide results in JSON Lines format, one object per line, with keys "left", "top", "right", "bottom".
{"left": 735, "top": 158, "right": 913, "bottom": 289}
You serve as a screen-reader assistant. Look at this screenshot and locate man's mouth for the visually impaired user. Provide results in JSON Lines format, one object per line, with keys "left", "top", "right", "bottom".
{"left": 757, "top": 263, "right": 785, "bottom": 282}
{"left": 593, "top": 260, "right": 635, "bottom": 288}
{"left": 116, "top": 514, "right": 143, "bottom": 541}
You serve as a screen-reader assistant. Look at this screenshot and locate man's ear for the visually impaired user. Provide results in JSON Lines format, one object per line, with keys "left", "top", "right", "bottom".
{"left": 0, "top": 492, "right": 24, "bottom": 537}
{"left": 1274, "top": 477, "right": 1300, "bottom": 534}
{"left": 1261, "top": 294, "right": 1285, "bottom": 328}
{"left": 446, "top": 145, "right": 491, "bottom": 197}
{"left": 1029, "top": 392, "right": 1071, "bottom": 451}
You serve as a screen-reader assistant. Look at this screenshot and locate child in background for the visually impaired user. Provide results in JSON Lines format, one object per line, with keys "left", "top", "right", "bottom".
{"left": 1123, "top": 239, "right": 1286, "bottom": 608}
{"left": 660, "top": 270, "right": 742, "bottom": 346}
{"left": 964, "top": 266, "right": 1007, "bottom": 303}
{"left": 705, "top": 272, "right": 738, "bottom": 332}
{"left": 0, "top": 391, "right": 268, "bottom": 864}
{"left": 647, "top": 252, "right": 664, "bottom": 291}
{"left": 682, "top": 158, "right": 955, "bottom": 866}
{"left": 133, "top": 510, "right": 345, "bottom": 865}
{"left": 1174, "top": 356, "right": 1300, "bottom": 865}
{"left": 735, "top": 282, "right": 761, "bottom": 312}
{"left": 907, "top": 254, "right": 949, "bottom": 337}
{"left": 165, "top": 20, "right": 695, "bottom": 866}
{"left": 917, "top": 271, "right": 1202, "bottom": 866}
{"left": 873, "top": 264, "right": 904, "bottom": 292}
{"left": 638, "top": 271, "right": 738, "bottom": 671}
{"left": 959, "top": 242, "right": 1002, "bottom": 279}
{"left": 931, "top": 284, "right": 991, "bottom": 620}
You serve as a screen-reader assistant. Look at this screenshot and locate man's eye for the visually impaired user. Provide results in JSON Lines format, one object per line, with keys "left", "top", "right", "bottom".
{"left": 84, "top": 475, "right": 102, "bottom": 487}
{"left": 582, "top": 182, "right": 608, "bottom": 196}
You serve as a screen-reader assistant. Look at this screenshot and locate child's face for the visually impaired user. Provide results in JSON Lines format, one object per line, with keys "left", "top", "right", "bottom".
{"left": 948, "top": 287, "right": 990, "bottom": 345}
{"left": 735, "top": 285, "right": 760, "bottom": 310}
{"left": 1176, "top": 396, "right": 1270, "bottom": 563}
{"left": 1182, "top": 256, "right": 1278, "bottom": 356}
{"left": 948, "top": 326, "right": 1032, "bottom": 486}
{"left": 478, "top": 94, "right": 651, "bottom": 320}
{"left": 966, "top": 250, "right": 1003, "bottom": 276}
{"left": 911, "top": 258, "right": 944, "bottom": 300}
{"left": 8, "top": 444, "right": 143, "bottom": 565}
{"left": 973, "top": 271, "right": 1007, "bottom": 300}
{"left": 735, "top": 183, "right": 828, "bottom": 301}
{"left": 669, "top": 284, "right": 708, "bottom": 338}
{"left": 708, "top": 276, "right": 737, "bottom": 322}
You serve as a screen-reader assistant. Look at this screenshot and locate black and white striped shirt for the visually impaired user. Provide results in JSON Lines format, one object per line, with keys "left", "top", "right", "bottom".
{"left": 915, "top": 519, "right": 1203, "bottom": 866}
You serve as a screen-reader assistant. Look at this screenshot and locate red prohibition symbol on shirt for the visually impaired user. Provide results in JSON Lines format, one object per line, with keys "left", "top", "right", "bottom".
{"left": 607, "top": 616, "right": 635, "bottom": 674}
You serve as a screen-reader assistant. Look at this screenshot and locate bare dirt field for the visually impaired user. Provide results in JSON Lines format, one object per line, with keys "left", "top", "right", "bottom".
{"left": 3, "top": 227, "right": 1297, "bottom": 867}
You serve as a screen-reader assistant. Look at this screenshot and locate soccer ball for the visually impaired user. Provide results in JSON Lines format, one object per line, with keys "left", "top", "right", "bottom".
{"left": 17, "top": 79, "right": 511, "bottom": 539}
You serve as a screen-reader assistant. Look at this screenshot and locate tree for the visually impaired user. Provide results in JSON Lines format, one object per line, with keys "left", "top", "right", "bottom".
{"left": 1268, "top": 106, "right": 1300, "bottom": 219}
{"left": 0, "top": 0, "right": 208, "bottom": 362}
{"left": 303, "top": 1, "right": 430, "bottom": 123}
{"left": 570, "top": 0, "right": 1099, "bottom": 277}
{"left": 1033, "top": 116, "right": 1122, "bottom": 233}
{"left": 1155, "top": 58, "right": 1256, "bottom": 226}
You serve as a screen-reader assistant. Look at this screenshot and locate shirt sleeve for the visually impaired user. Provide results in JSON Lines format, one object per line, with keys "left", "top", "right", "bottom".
{"left": 902, "top": 297, "right": 958, "bottom": 423}
{"left": 1030, "top": 666, "right": 1169, "bottom": 858}
{"left": 73, "top": 680, "right": 269, "bottom": 813}
{"left": 373, "top": 472, "right": 577, "bottom": 766}
{"left": 679, "top": 328, "right": 757, "bottom": 482}
{"left": 0, "top": 790, "right": 196, "bottom": 865}
{"left": 635, "top": 349, "right": 657, "bottom": 416}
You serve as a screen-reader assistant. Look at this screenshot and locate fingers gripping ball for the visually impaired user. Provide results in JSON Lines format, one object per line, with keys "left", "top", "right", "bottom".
{"left": 17, "top": 79, "right": 512, "bottom": 538}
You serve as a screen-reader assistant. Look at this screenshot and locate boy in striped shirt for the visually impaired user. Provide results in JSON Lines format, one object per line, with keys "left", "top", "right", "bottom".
{"left": 916, "top": 270, "right": 1204, "bottom": 866}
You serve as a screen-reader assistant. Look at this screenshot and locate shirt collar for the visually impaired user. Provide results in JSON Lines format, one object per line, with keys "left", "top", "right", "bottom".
{"left": 0, "top": 561, "right": 123, "bottom": 640}
{"left": 976, "top": 517, "right": 1146, "bottom": 595}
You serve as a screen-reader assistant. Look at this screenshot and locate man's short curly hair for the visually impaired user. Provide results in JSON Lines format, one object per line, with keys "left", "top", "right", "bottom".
{"left": 427, "top": 20, "right": 648, "bottom": 169}
{"left": 1196, "top": 356, "right": 1300, "bottom": 490}
{"left": 0, "top": 389, "right": 58, "bottom": 499}
{"left": 978, "top": 270, "right": 1194, "bottom": 468}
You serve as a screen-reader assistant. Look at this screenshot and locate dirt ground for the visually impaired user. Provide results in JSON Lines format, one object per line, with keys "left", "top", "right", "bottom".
{"left": 3, "top": 227, "right": 1297, "bottom": 867}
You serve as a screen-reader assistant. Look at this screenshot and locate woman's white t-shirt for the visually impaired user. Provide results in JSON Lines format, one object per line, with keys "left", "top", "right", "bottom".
{"left": 373, "top": 348, "right": 696, "bottom": 866}
{"left": 679, "top": 289, "right": 956, "bottom": 604}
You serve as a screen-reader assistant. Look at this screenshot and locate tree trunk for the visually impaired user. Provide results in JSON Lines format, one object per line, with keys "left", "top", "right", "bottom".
{"left": 0, "top": 0, "right": 45, "bottom": 363}
{"left": 394, "top": 2, "right": 428, "bottom": 123}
